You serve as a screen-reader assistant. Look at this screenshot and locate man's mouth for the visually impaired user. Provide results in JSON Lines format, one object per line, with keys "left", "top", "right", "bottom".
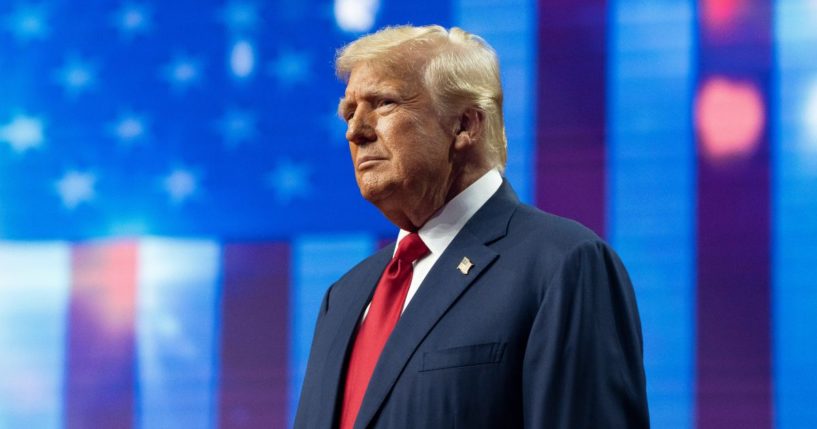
{"left": 357, "top": 155, "right": 386, "bottom": 169}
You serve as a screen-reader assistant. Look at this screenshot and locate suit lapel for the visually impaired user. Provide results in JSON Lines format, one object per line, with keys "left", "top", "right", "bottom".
{"left": 353, "top": 182, "right": 519, "bottom": 429}
{"left": 315, "top": 246, "right": 392, "bottom": 429}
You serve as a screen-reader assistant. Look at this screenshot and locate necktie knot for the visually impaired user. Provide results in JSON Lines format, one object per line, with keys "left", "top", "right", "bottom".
{"left": 394, "top": 233, "right": 429, "bottom": 264}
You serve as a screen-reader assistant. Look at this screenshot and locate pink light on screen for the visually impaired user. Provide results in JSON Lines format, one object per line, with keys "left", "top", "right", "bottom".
{"left": 695, "top": 77, "right": 765, "bottom": 161}
{"left": 702, "top": 0, "right": 744, "bottom": 30}
{"left": 71, "top": 241, "right": 138, "bottom": 335}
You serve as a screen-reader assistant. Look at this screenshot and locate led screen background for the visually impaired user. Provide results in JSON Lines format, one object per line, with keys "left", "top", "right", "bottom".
{"left": 0, "top": 0, "right": 815, "bottom": 427}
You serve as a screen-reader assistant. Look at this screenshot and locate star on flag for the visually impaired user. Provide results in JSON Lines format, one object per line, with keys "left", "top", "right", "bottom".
{"left": 55, "top": 171, "right": 96, "bottom": 209}
{"left": 0, "top": 114, "right": 45, "bottom": 153}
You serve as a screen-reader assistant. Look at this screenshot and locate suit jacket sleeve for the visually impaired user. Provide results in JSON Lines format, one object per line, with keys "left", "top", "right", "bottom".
{"left": 522, "top": 240, "right": 650, "bottom": 428}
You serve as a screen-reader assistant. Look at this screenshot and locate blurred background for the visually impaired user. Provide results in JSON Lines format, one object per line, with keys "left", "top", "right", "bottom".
{"left": 1, "top": 0, "right": 815, "bottom": 427}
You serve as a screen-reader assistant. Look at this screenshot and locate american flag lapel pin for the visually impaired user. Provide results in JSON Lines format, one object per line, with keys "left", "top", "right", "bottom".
{"left": 457, "top": 256, "right": 474, "bottom": 275}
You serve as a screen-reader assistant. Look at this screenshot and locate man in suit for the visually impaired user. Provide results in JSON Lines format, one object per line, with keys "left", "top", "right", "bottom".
{"left": 295, "top": 25, "right": 649, "bottom": 428}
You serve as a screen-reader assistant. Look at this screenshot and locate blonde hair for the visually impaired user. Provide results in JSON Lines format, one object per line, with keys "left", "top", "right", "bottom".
{"left": 336, "top": 25, "right": 507, "bottom": 172}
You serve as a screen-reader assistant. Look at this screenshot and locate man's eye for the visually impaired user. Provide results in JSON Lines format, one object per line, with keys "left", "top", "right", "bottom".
{"left": 378, "top": 99, "right": 396, "bottom": 108}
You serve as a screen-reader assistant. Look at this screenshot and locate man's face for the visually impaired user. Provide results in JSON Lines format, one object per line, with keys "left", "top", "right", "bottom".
{"left": 339, "top": 62, "right": 455, "bottom": 219}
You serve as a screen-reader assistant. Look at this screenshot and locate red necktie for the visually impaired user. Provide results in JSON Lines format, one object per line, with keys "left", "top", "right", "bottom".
{"left": 339, "top": 233, "right": 429, "bottom": 429}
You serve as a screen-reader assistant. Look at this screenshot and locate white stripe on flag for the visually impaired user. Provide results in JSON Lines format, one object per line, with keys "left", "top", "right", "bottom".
{"left": 608, "top": 1, "right": 696, "bottom": 427}
{"left": 290, "top": 234, "right": 375, "bottom": 427}
{"left": 0, "top": 242, "right": 71, "bottom": 429}
{"left": 455, "top": 0, "right": 536, "bottom": 203}
{"left": 136, "top": 238, "right": 222, "bottom": 429}
{"left": 774, "top": 2, "right": 817, "bottom": 427}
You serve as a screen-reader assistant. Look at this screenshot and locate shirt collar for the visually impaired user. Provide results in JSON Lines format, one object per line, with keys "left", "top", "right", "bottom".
{"left": 396, "top": 168, "right": 503, "bottom": 257}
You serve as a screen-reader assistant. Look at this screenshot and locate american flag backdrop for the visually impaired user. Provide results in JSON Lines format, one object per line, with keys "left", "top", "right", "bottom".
{"left": 0, "top": 0, "right": 816, "bottom": 428}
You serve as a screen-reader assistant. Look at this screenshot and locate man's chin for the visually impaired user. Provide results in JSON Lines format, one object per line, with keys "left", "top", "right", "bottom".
{"left": 358, "top": 185, "right": 399, "bottom": 211}
{"left": 356, "top": 176, "right": 393, "bottom": 201}
{"left": 359, "top": 188, "right": 389, "bottom": 205}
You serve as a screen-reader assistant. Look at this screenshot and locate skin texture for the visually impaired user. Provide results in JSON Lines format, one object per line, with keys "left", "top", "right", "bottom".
{"left": 338, "top": 60, "right": 491, "bottom": 231}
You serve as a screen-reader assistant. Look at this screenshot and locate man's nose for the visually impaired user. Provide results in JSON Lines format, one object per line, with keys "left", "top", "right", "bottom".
{"left": 346, "top": 111, "right": 376, "bottom": 145}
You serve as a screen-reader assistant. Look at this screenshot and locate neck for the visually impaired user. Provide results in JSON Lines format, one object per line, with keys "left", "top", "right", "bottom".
{"left": 379, "top": 165, "right": 491, "bottom": 232}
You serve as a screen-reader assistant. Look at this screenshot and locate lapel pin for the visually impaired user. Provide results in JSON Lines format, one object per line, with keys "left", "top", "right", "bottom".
{"left": 457, "top": 256, "right": 474, "bottom": 275}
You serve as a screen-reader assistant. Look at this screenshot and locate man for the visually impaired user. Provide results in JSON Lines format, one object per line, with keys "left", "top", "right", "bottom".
{"left": 295, "top": 25, "right": 649, "bottom": 428}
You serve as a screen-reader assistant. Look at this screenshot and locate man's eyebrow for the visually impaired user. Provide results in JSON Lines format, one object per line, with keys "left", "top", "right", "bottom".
{"left": 337, "top": 88, "right": 403, "bottom": 117}
{"left": 367, "top": 88, "right": 400, "bottom": 100}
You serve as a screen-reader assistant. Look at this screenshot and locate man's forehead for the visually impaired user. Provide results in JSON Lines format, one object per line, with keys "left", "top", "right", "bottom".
{"left": 345, "top": 61, "right": 423, "bottom": 94}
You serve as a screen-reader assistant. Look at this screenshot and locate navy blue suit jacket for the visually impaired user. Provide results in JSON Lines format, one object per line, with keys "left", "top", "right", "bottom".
{"left": 294, "top": 182, "right": 649, "bottom": 428}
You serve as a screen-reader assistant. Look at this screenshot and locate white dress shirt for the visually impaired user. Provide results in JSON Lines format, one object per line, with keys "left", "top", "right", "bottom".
{"left": 362, "top": 168, "right": 503, "bottom": 319}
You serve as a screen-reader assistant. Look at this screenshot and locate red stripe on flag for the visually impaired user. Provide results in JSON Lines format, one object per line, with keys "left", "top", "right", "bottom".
{"left": 65, "top": 241, "right": 138, "bottom": 429}
{"left": 535, "top": 0, "right": 608, "bottom": 237}
{"left": 219, "top": 243, "right": 289, "bottom": 428}
{"left": 695, "top": 0, "right": 773, "bottom": 426}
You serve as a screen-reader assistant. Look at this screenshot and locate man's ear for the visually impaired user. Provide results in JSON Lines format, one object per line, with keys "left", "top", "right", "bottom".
{"left": 453, "top": 107, "right": 484, "bottom": 151}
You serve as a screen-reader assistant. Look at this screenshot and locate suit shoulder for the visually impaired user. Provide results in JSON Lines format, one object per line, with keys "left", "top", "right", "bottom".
{"left": 508, "top": 203, "right": 603, "bottom": 252}
{"left": 500, "top": 203, "right": 630, "bottom": 301}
